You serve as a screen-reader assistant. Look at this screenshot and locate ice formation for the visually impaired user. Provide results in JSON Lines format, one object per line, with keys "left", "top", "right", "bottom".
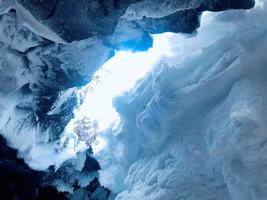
{"left": 96, "top": 2, "right": 267, "bottom": 200}
{"left": 0, "top": 0, "right": 266, "bottom": 199}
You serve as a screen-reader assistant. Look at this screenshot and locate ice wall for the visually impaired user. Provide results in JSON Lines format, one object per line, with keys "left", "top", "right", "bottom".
{"left": 0, "top": 0, "right": 254, "bottom": 172}
{"left": 96, "top": 1, "right": 267, "bottom": 199}
{"left": 0, "top": 0, "right": 261, "bottom": 198}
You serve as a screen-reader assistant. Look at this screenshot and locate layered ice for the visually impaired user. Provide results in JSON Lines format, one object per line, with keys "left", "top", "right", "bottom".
{"left": 95, "top": 1, "right": 267, "bottom": 199}
{"left": 0, "top": 0, "right": 264, "bottom": 199}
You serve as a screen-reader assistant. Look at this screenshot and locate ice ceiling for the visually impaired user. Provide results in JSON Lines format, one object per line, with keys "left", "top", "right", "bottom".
{"left": 1, "top": 0, "right": 267, "bottom": 200}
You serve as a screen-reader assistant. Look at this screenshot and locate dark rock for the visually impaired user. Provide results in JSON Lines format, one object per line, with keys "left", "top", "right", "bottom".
{"left": 0, "top": 135, "right": 41, "bottom": 200}
{"left": 0, "top": 135, "right": 106, "bottom": 199}
{"left": 83, "top": 154, "right": 101, "bottom": 172}
{"left": 136, "top": 9, "right": 200, "bottom": 34}
{"left": 17, "top": 0, "right": 140, "bottom": 42}
{"left": 16, "top": 0, "right": 254, "bottom": 42}
{"left": 36, "top": 186, "right": 68, "bottom": 200}
{"left": 18, "top": 0, "right": 58, "bottom": 20}
{"left": 198, "top": 0, "right": 255, "bottom": 11}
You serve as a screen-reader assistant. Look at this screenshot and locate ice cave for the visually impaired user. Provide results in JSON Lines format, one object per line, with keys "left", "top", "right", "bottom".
{"left": 0, "top": 0, "right": 267, "bottom": 199}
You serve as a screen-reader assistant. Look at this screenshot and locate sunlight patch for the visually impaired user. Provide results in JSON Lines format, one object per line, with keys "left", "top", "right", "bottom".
{"left": 65, "top": 33, "right": 174, "bottom": 153}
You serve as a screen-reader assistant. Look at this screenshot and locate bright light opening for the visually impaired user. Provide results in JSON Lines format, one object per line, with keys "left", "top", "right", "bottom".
{"left": 65, "top": 33, "right": 174, "bottom": 153}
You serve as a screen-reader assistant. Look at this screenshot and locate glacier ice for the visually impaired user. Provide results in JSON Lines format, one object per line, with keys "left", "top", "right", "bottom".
{"left": 95, "top": 1, "right": 267, "bottom": 200}
{"left": 0, "top": 0, "right": 265, "bottom": 199}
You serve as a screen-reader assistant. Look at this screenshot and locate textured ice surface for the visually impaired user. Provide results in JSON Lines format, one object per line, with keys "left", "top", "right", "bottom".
{"left": 0, "top": 0, "right": 256, "bottom": 171}
{"left": 95, "top": 1, "right": 267, "bottom": 199}
{"left": 0, "top": 0, "right": 263, "bottom": 199}
{"left": 0, "top": 10, "right": 112, "bottom": 170}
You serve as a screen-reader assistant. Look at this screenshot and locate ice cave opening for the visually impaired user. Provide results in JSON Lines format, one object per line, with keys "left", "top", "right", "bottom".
{"left": 1, "top": 0, "right": 267, "bottom": 199}
{"left": 65, "top": 33, "right": 174, "bottom": 154}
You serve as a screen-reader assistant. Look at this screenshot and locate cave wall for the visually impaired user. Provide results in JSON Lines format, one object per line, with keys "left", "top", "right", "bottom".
{"left": 0, "top": 0, "right": 259, "bottom": 199}
{"left": 96, "top": 4, "right": 267, "bottom": 199}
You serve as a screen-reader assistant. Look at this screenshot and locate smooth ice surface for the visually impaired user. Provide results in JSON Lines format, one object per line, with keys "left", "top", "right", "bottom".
{"left": 95, "top": 1, "right": 267, "bottom": 199}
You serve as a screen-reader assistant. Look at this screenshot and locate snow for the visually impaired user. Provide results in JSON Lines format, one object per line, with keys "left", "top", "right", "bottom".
{"left": 95, "top": 1, "right": 267, "bottom": 199}
{"left": 0, "top": 10, "right": 112, "bottom": 170}
{"left": 52, "top": 157, "right": 98, "bottom": 193}
{"left": 0, "top": 3, "right": 175, "bottom": 171}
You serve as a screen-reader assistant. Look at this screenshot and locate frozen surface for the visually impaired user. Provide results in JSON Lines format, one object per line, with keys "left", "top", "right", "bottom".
{"left": 0, "top": 0, "right": 263, "bottom": 199}
{"left": 95, "top": 1, "right": 267, "bottom": 199}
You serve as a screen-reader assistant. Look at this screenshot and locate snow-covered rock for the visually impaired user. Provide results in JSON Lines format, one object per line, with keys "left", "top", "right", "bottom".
{"left": 0, "top": 10, "right": 113, "bottom": 169}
